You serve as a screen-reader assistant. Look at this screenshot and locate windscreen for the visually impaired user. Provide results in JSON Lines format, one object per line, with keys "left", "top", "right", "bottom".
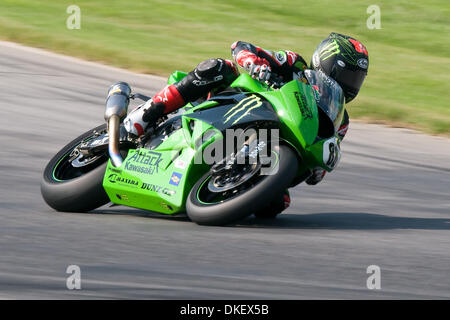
{"left": 304, "top": 69, "right": 345, "bottom": 131}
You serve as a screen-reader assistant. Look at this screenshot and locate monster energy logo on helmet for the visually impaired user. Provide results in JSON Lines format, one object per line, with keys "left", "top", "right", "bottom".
{"left": 319, "top": 40, "right": 340, "bottom": 61}
{"left": 317, "top": 33, "right": 366, "bottom": 66}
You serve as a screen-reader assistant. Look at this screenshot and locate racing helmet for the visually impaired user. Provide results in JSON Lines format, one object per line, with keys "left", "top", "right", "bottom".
{"left": 311, "top": 32, "right": 369, "bottom": 103}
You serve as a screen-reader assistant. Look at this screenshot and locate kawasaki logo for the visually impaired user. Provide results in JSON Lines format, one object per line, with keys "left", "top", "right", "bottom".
{"left": 294, "top": 92, "right": 313, "bottom": 120}
{"left": 125, "top": 150, "right": 162, "bottom": 175}
{"left": 224, "top": 95, "right": 263, "bottom": 125}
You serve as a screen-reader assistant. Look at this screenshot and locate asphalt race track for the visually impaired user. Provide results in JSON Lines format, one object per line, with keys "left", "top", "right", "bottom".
{"left": 0, "top": 41, "right": 449, "bottom": 299}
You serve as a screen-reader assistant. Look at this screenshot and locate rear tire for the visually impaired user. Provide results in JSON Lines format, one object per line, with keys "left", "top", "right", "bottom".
{"left": 41, "top": 124, "right": 110, "bottom": 212}
{"left": 186, "top": 145, "right": 298, "bottom": 226}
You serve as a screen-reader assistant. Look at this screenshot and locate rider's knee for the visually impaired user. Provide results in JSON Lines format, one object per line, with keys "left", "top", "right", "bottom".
{"left": 177, "top": 58, "right": 239, "bottom": 102}
{"left": 195, "top": 58, "right": 238, "bottom": 80}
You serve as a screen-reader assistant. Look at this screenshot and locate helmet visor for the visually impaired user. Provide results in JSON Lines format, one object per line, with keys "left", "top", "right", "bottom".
{"left": 332, "top": 65, "right": 366, "bottom": 101}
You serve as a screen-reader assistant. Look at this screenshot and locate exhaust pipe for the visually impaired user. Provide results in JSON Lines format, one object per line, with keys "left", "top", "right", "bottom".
{"left": 104, "top": 82, "right": 131, "bottom": 167}
{"left": 107, "top": 114, "right": 123, "bottom": 167}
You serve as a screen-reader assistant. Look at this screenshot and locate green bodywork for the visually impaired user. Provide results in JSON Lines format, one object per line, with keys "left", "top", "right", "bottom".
{"left": 102, "top": 71, "right": 343, "bottom": 214}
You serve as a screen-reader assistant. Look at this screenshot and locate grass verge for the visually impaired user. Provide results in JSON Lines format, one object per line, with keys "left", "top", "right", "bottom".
{"left": 0, "top": 0, "right": 448, "bottom": 134}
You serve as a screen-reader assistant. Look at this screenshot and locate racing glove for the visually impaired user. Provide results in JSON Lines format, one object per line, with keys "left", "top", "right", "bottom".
{"left": 238, "top": 53, "right": 272, "bottom": 82}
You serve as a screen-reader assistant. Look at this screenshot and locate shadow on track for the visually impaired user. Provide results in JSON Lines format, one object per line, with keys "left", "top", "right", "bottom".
{"left": 91, "top": 207, "right": 450, "bottom": 230}
{"left": 92, "top": 207, "right": 191, "bottom": 222}
{"left": 236, "top": 212, "right": 450, "bottom": 230}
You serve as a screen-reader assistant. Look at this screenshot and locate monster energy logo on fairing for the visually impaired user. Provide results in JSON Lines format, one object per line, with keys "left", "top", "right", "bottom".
{"left": 223, "top": 95, "right": 263, "bottom": 125}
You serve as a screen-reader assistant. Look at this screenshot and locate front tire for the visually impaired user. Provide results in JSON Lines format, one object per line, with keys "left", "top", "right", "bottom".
{"left": 186, "top": 145, "right": 298, "bottom": 226}
{"left": 41, "top": 124, "right": 110, "bottom": 212}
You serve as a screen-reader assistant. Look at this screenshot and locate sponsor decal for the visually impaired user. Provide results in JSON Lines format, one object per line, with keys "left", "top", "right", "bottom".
{"left": 153, "top": 86, "right": 170, "bottom": 103}
{"left": 294, "top": 92, "right": 313, "bottom": 120}
{"left": 275, "top": 51, "right": 287, "bottom": 65}
{"left": 349, "top": 39, "right": 368, "bottom": 55}
{"left": 124, "top": 150, "right": 162, "bottom": 175}
{"left": 285, "top": 50, "right": 298, "bottom": 65}
{"left": 107, "top": 173, "right": 138, "bottom": 187}
{"left": 311, "top": 85, "right": 321, "bottom": 102}
{"left": 174, "top": 158, "right": 187, "bottom": 169}
{"left": 312, "top": 52, "right": 320, "bottom": 68}
{"left": 192, "top": 75, "right": 223, "bottom": 87}
{"left": 169, "top": 172, "right": 183, "bottom": 186}
{"left": 141, "top": 182, "right": 176, "bottom": 196}
{"left": 224, "top": 95, "right": 263, "bottom": 125}
{"left": 357, "top": 58, "right": 368, "bottom": 69}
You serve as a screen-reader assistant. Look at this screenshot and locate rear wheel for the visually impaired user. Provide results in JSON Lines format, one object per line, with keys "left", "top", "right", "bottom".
{"left": 41, "top": 124, "right": 110, "bottom": 212}
{"left": 186, "top": 144, "right": 298, "bottom": 226}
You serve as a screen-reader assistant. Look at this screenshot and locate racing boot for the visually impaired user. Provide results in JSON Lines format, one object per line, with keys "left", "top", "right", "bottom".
{"left": 254, "top": 189, "right": 291, "bottom": 219}
{"left": 305, "top": 167, "right": 327, "bottom": 185}
{"left": 124, "top": 84, "right": 185, "bottom": 136}
{"left": 337, "top": 120, "right": 349, "bottom": 141}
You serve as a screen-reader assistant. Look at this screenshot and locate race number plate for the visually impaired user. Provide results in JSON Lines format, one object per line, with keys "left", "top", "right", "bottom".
{"left": 323, "top": 137, "right": 341, "bottom": 169}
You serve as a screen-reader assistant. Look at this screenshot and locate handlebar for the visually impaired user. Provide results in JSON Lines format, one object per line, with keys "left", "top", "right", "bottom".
{"left": 265, "top": 73, "right": 285, "bottom": 89}
{"left": 130, "top": 93, "right": 151, "bottom": 102}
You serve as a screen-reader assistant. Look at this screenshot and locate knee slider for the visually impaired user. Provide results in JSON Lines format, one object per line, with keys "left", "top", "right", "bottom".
{"left": 195, "top": 58, "right": 221, "bottom": 78}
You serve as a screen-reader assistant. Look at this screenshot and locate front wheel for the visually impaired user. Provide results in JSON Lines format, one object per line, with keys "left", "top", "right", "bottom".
{"left": 41, "top": 124, "right": 110, "bottom": 212}
{"left": 186, "top": 145, "right": 298, "bottom": 226}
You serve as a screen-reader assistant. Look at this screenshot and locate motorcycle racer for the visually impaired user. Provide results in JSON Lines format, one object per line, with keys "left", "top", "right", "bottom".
{"left": 124, "top": 33, "right": 369, "bottom": 189}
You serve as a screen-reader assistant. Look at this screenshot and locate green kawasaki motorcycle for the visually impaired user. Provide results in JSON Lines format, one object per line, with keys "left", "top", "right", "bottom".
{"left": 41, "top": 70, "right": 345, "bottom": 225}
